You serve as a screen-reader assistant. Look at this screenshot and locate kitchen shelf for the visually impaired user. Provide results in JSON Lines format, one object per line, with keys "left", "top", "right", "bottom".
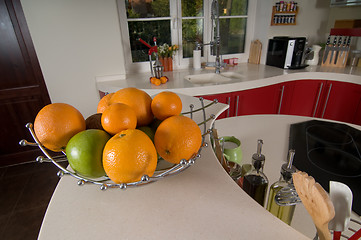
{"left": 270, "top": 6, "right": 298, "bottom": 26}
{"left": 330, "top": 28, "right": 361, "bottom": 37}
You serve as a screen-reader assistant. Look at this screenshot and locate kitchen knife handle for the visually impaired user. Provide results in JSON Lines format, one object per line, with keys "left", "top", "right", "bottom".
{"left": 325, "top": 35, "right": 331, "bottom": 45}
{"left": 332, "top": 36, "right": 338, "bottom": 46}
{"left": 342, "top": 36, "right": 347, "bottom": 46}
{"left": 322, "top": 35, "right": 331, "bottom": 64}
{"left": 333, "top": 36, "right": 343, "bottom": 64}
{"left": 337, "top": 36, "right": 342, "bottom": 46}
{"left": 347, "top": 36, "right": 351, "bottom": 46}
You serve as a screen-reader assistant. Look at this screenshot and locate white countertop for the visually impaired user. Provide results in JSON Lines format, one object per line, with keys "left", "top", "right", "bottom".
{"left": 96, "top": 63, "right": 361, "bottom": 96}
{"left": 38, "top": 94, "right": 360, "bottom": 239}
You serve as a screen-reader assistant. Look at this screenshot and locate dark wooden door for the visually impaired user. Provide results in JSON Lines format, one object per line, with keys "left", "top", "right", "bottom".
{"left": 0, "top": 0, "right": 51, "bottom": 166}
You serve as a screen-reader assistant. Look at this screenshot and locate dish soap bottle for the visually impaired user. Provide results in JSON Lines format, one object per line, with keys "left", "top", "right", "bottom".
{"left": 266, "top": 149, "right": 296, "bottom": 225}
{"left": 242, "top": 139, "right": 268, "bottom": 206}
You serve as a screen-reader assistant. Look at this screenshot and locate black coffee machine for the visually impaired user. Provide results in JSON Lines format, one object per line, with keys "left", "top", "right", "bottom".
{"left": 266, "top": 36, "right": 308, "bottom": 69}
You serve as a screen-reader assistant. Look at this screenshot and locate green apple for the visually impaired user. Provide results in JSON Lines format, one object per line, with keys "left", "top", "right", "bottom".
{"left": 66, "top": 129, "right": 110, "bottom": 178}
{"left": 150, "top": 118, "right": 163, "bottom": 132}
{"left": 137, "top": 126, "right": 155, "bottom": 142}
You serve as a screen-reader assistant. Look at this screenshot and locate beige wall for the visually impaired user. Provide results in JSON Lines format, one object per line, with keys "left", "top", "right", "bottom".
{"left": 21, "top": 0, "right": 126, "bottom": 118}
{"left": 328, "top": 5, "right": 361, "bottom": 50}
{"left": 255, "top": 0, "right": 331, "bottom": 64}
{"left": 268, "top": 0, "right": 331, "bottom": 44}
{"left": 20, "top": 0, "right": 360, "bottom": 118}
{"left": 255, "top": 0, "right": 360, "bottom": 64}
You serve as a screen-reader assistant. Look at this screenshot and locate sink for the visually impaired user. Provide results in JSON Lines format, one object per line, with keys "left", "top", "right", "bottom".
{"left": 184, "top": 72, "right": 242, "bottom": 84}
{"left": 220, "top": 72, "right": 244, "bottom": 79}
{"left": 184, "top": 73, "right": 231, "bottom": 84}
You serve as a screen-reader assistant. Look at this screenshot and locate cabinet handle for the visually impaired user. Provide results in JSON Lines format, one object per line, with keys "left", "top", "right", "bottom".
{"left": 235, "top": 95, "right": 239, "bottom": 116}
{"left": 312, "top": 82, "right": 324, "bottom": 117}
{"left": 277, "top": 85, "right": 285, "bottom": 114}
{"left": 321, "top": 83, "right": 333, "bottom": 118}
{"left": 227, "top": 97, "right": 231, "bottom": 118}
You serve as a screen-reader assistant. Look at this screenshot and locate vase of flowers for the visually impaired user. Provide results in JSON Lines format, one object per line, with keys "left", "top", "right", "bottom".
{"left": 158, "top": 43, "right": 178, "bottom": 72}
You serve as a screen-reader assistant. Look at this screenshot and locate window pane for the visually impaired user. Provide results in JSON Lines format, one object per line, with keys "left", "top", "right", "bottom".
{"left": 182, "top": 19, "right": 203, "bottom": 58}
{"left": 182, "top": 0, "right": 203, "bottom": 17}
{"left": 126, "top": 0, "right": 170, "bottom": 18}
{"left": 219, "top": 0, "right": 248, "bottom": 16}
{"left": 220, "top": 18, "right": 246, "bottom": 54}
{"left": 128, "top": 20, "right": 171, "bottom": 62}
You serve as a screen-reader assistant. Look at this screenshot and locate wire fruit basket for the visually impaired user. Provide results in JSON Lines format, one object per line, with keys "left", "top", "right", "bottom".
{"left": 20, "top": 97, "right": 220, "bottom": 190}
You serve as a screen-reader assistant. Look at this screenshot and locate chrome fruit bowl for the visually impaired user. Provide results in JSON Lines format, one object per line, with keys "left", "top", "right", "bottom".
{"left": 20, "top": 94, "right": 228, "bottom": 190}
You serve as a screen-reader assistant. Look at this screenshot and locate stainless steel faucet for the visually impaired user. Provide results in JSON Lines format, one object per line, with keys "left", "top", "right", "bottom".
{"left": 212, "top": 0, "right": 221, "bottom": 74}
{"left": 195, "top": 0, "right": 221, "bottom": 74}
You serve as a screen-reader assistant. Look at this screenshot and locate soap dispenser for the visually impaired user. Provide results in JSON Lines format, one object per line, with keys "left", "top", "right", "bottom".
{"left": 241, "top": 139, "right": 268, "bottom": 206}
{"left": 193, "top": 42, "right": 201, "bottom": 69}
{"left": 266, "top": 149, "right": 296, "bottom": 225}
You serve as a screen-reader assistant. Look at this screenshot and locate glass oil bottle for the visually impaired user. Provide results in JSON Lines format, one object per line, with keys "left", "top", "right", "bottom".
{"left": 266, "top": 149, "right": 296, "bottom": 225}
{"left": 241, "top": 139, "right": 268, "bottom": 206}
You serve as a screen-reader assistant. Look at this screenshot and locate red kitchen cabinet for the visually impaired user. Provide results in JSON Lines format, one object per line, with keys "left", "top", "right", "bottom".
{"left": 279, "top": 80, "right": 326, "bottom": 117}
{"left": 197, "top": 79, "right": 361, "bottom": 125}
{"left": 316, "top": 81, "right": 361, "bottom": 125}
{"left": 197, "top": 92, "right": 234, "bottom": 119}
{"left": 232, "top": 84, "right": 283, "bottom": 116}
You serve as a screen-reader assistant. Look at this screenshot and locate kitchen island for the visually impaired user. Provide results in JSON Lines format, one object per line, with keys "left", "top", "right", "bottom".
{"left": 38, "top": 110, "right": 361, "bottom": 239}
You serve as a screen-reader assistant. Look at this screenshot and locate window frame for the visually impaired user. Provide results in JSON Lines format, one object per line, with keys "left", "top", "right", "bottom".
{"left": 117, "top": 0, "right": 256, "bottom": 74}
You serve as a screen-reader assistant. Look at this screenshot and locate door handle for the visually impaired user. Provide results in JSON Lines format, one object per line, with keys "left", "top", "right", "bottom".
{"left": 312, "top": 82, "right": 324, "bottom": 117}
{"left": 321, "top": 83, "right": 333, "bottom": 118}
{"left": 227, "top": 97, "right": 231, "bottom": 117}
{"left": 277, "top": 85, "right": 285, "bottom": 114}
{"left": 235, "top": 95, "right": 239, "bottom": 116}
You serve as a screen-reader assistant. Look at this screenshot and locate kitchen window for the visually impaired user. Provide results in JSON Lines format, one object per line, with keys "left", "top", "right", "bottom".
{"left": 117, "top": 0, "right": 256, "bottom": 73}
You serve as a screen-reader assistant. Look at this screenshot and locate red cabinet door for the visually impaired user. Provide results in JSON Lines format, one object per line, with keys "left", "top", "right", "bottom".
{"left": 279, "top": 80, "right": 326, "bottom": 117}
{"left": 197, "top": 92, "right": 233, "bottom": 119}
{"left": 318, "top": 81, "right": 361, "bottom": 124}
{"left": 233, "top": 84, "right": 282, "bottom": 116}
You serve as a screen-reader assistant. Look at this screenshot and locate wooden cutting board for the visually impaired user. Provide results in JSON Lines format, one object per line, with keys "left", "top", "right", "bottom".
{"left": 249, "top": 39, "right": 262, "bottom": 64}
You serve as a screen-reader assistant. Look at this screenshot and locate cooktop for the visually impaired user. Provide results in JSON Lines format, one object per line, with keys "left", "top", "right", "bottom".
{"left": 289, "top": 120, "right": 361, "bottom": 215}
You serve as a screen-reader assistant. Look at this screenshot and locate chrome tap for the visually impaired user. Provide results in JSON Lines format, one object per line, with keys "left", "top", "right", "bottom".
{"left": 212, "top": 0, "right": 221, "bottom": 74}
{"left": 195, "top": 0, "right": 221, "bottom": 74}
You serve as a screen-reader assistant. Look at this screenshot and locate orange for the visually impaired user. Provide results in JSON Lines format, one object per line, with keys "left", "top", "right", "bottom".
{"left": 153, "top": 78, "right": 161, "bottom": 86}
{"left": 34, "top": 103, "right": 86, "bottom": 152}
{"left": 110, "top": 87, "right": 153, "bottom": 126}
{"left": 154, "top": 115, "right": 202, "bottom": 164}
{"left": 151, "top": 91, "right": 182, "bottom": 120}
{"left": 97, "top": 93, "right": 114, "bottom": 113}
{"left": 160, "top": 76, "right": 168, "bottom": 84}
{"left": 103, "top": 129, "right": 157, "bottom": 183}
{"left": 150, "top": 77, "right": 157, "bottom": 84}
{"left": 101, "top": 103, "right": 137, "bottom": 135}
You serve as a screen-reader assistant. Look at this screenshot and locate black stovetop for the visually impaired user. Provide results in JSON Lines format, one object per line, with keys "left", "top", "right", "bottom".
{"left": 289, "top": 120, "right": 361, "bottom": 215}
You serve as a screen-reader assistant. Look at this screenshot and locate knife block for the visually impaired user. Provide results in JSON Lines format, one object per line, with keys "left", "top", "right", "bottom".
{"left": 321, "top": 45, "right": 350, "bottom": 67}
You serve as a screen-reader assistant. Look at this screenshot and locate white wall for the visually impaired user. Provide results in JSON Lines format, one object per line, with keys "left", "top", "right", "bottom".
{"left": 254, "top": 0, "right": 331, "bottom": 64}
{"left": 328, "top": 5, "right": 361, "bottom": 50}
{"left": 21, "top": 0, "right": 126, "bottom": 119}
{"left": 20, "top": 0, "right": 360, "bottom": 118}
